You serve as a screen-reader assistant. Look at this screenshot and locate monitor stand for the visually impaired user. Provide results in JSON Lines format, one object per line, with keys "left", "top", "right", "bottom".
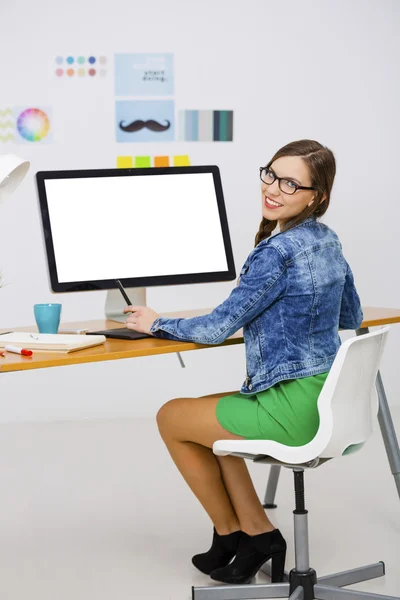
{"left": 105, "top": 287, "right": 146, "bottom": 323}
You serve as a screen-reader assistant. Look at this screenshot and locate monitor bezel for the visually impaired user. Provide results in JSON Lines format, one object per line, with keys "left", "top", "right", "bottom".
{"left": 36, "top": 165, "right": 236, "bottom": 293}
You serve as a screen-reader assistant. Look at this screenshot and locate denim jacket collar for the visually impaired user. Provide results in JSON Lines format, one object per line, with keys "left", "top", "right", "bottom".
{"left": 259, "top": 216, "right": 317, "bottom": 246}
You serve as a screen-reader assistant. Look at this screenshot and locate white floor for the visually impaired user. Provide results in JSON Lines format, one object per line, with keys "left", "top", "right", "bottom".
{"left": 0, "top": 410, "right": 398, "bottom": 600}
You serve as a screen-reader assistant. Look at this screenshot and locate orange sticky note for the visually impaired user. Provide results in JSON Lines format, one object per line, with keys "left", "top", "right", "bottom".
{"left": 154, "top": 156, "right": 170, "bottom": 167}
{"left": 117, "top": 156, "right": 133, "bottom": 168}
{"left": 173, "top": 155, "right": 190, "bottom": 166}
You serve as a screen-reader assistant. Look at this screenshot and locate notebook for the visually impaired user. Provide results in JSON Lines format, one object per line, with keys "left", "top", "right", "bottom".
{"left": 0, "top": 332, "right": 106, "bottom": 353}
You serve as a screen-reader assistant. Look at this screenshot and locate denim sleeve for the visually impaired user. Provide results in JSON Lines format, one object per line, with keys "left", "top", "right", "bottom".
{"left": 150, "top": 246, "right": 286, "bottom": 344}
{"left": 339, "top": 260, "right": 364, "bottom": 330}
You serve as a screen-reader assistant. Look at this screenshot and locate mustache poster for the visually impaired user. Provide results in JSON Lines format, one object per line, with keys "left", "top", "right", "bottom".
{"left": 116, "top": 100, "right": 175, "bottom": 142}
{"left": 119, "top": 119, "right": 171, "bottom": 133}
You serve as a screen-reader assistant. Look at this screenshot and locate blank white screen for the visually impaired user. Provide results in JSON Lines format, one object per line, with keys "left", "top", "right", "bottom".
{"left": 44, "top": 172, "right": 229, "bottom": 283}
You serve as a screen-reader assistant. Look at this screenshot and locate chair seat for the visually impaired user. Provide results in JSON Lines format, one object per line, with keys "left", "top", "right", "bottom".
{"left": 213, "top": 437, "right": 328, "bottom": 464}
{"left": 219, "top": 449, "right": 328, "bottom": 469}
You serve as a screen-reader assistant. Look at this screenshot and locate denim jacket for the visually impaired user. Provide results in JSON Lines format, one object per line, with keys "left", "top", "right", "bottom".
{"left": 150, "top": 217, "right": 363, "bottom": 394}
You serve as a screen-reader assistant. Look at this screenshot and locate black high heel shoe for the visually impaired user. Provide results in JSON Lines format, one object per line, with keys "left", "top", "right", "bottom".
{"left": 192, "top": 528, "right": 242, "bottom": 575}
{"left": 210, "top": 528, "right": 287, "bottom": 584}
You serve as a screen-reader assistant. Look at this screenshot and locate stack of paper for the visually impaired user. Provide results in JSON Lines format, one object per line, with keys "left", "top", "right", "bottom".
{"left": 0, "top": 332, "right": 106, "bottom": 353}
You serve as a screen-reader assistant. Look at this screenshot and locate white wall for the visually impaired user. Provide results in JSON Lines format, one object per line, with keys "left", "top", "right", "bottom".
{"left": 0, "top": 0, "right": 399, "bottom": 422}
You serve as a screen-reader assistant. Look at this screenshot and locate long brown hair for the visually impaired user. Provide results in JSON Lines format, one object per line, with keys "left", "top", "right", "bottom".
{"left": 255, "top": 139, "right": 336, "bottom": 246}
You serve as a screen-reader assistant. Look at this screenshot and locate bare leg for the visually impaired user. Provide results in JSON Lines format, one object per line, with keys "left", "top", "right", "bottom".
{"left": 216, "top": 454, "right": 274, "bottom": 535}
{"left": 156, "top": 394, "right": 275, "bottom": 536}
{"left": 159, "top": 437, "right": 241, "bottom": 534}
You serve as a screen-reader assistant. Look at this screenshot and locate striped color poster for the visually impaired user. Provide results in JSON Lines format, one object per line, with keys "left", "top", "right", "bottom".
{"left": 179, "top": 110, "right": 233, "bottom": 141}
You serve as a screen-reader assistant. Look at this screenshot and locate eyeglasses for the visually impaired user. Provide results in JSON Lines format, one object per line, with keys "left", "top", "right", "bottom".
{"left": 259, "top": 167, "right": 317, "bottom": 196}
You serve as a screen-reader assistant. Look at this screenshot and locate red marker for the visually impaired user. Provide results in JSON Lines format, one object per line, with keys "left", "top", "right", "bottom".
{"left": 5, "top": 345, "right": 33, "bottom": 356}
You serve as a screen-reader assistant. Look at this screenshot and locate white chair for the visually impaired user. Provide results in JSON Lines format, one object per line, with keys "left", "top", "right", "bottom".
{"left": 192, "top": 326, "right": 400, "bottom": 600}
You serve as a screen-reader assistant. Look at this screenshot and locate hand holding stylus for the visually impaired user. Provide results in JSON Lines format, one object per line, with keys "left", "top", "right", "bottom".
{"left": 123, "top": 306, "right": 159, "bottom": 335}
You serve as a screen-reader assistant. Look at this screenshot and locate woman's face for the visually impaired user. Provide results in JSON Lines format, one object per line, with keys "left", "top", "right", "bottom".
{"left": 261, "top": 155, "right": 319, "bottom": 226}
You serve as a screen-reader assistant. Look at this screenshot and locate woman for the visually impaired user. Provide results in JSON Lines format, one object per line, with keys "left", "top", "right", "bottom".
{"left": 123, "top": 139, "right": 363, "bottom": 585}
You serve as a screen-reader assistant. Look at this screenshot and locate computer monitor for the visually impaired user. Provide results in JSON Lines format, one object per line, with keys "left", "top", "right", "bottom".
{"left": 36, "top": 166, "right": 236, "bottom": 320}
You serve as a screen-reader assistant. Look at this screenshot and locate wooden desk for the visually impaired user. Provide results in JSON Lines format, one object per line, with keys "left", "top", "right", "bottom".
{"left": 1, "top": 306, "right": 400, "bottom": 374}
{"left": 0, "top": 309, "right": 241, "bottom": 373}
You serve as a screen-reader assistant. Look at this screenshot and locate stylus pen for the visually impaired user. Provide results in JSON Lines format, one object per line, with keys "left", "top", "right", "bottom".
{"left": 115, "top": 279, "right": 132, "bottom": 305}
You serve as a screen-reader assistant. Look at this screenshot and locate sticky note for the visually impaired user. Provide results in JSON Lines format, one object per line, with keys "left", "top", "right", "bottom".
{"left": 135, "top": 156, "right": 151, "bottom": 168}
{"left": 173, "top": 155, "right": 190, "bottom": 166}
{"left": 154, "top": 156, "right": 170, "bottom": 167}
{"left": 117, "top": 156, "right": 133, "bottom": 168}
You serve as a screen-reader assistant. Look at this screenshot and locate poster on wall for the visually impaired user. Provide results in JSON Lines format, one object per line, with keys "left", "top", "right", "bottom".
{"left": 54, "top": 55, "right": 108, "bottom": 78}
{"left": 115, "top": 53, "right": 174, "bottom": 96}
{"left": 179, "top": 110, "right": 234, "bottom": 141}
{"left": 116, "top": 100, "right": 175, "bottom": 142}
{"left": 0, "top": 107, "right": 53, "bottom": 144}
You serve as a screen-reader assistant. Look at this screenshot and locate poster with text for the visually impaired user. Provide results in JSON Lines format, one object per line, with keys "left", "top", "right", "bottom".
{"left": 115, "top": 53, "right": 174, "bottom": 96}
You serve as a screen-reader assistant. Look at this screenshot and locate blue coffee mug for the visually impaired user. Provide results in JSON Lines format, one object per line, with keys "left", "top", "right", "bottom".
{"left": 34, "top": 303, "right": 62, "bottom": 334}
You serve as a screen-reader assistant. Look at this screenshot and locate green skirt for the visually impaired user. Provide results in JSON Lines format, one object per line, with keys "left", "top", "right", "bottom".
{"left": 216, "top": 372, "right": 329, "bottom": 445}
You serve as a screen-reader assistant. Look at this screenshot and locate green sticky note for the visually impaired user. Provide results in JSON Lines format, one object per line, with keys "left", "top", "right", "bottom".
{"left": 135, "top": 156, "right": 151, "bottom": 168}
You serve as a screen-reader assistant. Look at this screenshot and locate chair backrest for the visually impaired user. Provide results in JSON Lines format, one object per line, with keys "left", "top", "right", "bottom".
{"left": 213, "top": 326, "right": 390, "bottom": 465}
{"left": 315, "top": 326, "right": 390, "bottom": 458}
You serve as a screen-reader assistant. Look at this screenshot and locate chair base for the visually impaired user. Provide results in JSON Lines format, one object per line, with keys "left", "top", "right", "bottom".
{"left": 192, "top": 561, "right": 400, "bottom": 600}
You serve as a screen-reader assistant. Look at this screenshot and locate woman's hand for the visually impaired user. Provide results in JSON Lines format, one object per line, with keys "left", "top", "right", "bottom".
{"left": 122, "top": 305, "right": 160, "bottom": 335}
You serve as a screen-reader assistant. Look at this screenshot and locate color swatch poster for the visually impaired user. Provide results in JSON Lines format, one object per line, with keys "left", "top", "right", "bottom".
{"left": 179, "top": 110, "right": 233, "bottom": 141}
{"left": 116, "top": 100, "right": 175, "bottom": 142}
{"left": 115, "top": 53, "right": 174, "bottom": 96}
{"left": 0, "top": 107, "right": 53, "bottom": 144}
{"left": 54, "top": 55, "right": 107, "bottom": 77}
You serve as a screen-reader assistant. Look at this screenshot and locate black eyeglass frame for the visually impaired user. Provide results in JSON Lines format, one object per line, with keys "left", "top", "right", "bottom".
{"left": 259, "top": 166, "right": 318, "bottom": 196}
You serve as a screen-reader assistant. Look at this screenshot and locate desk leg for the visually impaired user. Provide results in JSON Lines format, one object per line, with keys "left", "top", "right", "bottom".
{"left": 262, "top": 327, "right": 400, "bottom": 509}
{"left": 357, "top": 327, "right": 400, "bottom": 499}
{"left": 177, "top": 353, "right": 186, "bottom": 368}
